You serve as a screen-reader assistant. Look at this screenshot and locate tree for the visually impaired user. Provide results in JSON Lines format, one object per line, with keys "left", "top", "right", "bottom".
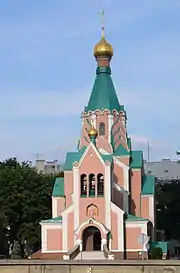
{"left": 149, "top": 247, "right": 163, "bottom": 259}
{"left": 0, "top": 157, "right": 54, "bottom": 256}
{"left": 56, "top": 171, "right": 64, "bottom": 178}
{"left": 156, "top": 180, "right": 180, "bottom": 240}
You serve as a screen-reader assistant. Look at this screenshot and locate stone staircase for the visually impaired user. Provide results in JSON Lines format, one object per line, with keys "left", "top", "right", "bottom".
{"left": 75, "top": 251, "right": 106, "bottom": 260}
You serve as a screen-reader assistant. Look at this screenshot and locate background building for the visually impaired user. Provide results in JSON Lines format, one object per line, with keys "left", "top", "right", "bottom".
{"left": 144, "top": 159, "right": 180, "bottom": 183}
{"left": 35, "top": 154, "right": 61, "bottom": 175}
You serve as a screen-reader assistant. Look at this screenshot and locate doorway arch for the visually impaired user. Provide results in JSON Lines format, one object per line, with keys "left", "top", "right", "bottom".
{"left": 82, "top": 226, "right": 101, "bottom": 251}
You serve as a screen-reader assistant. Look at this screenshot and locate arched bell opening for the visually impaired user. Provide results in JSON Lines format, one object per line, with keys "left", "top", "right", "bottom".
{"left": 89, "top": 173, "right": 96, "bottom": 197}
{"left": 97, "top": 173, "right": 104, "bottom": 196}
{"left": 80, "top": 174, "right": 87, "bottom": 197}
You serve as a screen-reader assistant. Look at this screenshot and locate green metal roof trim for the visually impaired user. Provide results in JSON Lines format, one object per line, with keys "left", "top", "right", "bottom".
{"left": 130, "top": 150, "right": 143, "bottom": 169}
{"left": 101, "top": 154, "right": 113, "bottom": 163}
{"left": 52, "top": 177, "right": 65, "bottom": 197}
{"left": 113, "top": 144, "right": 130, "bottom": 156}
{"left": 79, "top": 146, "right": 86, "bottom": 153}
{"left": 127, "top": 138, "right": 131, "bottom": 149}
{"left": 126, "top": 214, "right": 148, "bottom": 222}
{"left": 85, "top": 66, "right": 121, "bottom": 112}
{"left": 41, "top": 216, "right": 62, "bottom": 223}
{"left": 141, "top": 175, "right": 155, "bottom": 195}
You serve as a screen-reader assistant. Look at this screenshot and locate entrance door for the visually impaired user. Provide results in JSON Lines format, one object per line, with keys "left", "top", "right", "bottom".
{"left": 82, "top": 226, "right": 101, "bottom": 251}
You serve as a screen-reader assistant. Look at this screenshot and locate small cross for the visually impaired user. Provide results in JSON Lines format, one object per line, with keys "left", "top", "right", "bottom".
{"left": 98, "top": 10, "right": 105, "bottom": 33}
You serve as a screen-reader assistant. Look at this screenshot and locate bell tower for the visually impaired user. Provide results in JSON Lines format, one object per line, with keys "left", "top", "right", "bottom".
{"left": 79, "top": 11, "right": 128, "bottom": 153}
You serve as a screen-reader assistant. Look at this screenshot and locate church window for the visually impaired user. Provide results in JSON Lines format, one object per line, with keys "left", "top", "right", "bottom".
{"left": 89, "top": 173, "right": 96, "bottom": 197}
{"left": 99, "top": 122, "right": 105, "bottom": 136}
{"left": 81, "top": 174, "right": 87, "bottom": 197}
{"left": 97, "top": 173, "right": 104, "bottom": 196}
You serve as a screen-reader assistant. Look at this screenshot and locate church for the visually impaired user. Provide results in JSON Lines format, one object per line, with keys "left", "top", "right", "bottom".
{"left": 33, "top": 17, "right": 156, "bottom": 260}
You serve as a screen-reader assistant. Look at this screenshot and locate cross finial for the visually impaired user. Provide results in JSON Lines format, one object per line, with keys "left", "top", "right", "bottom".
{"left": 98, "top": 10, "right": 105, "bottom": 38}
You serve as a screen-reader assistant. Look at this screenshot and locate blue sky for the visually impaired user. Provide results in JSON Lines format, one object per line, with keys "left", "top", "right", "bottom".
{"left": 0, "top": 0, "right": 180, "bottom": 163}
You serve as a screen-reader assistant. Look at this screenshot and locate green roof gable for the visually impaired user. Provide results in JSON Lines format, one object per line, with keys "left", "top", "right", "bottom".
{"left": 141, "top": 175, "right": 155, "bottom": 195}
{"left": 85, "top": 66, "right": 121, "bottom": 112}
{"left": 130, "top": 150, "right": 143, "bottom": 169}
{"left": 41, "top": 216, "right": 62, "bottom": 223}
{"left": 63, "top": 144, "right": 113, "bottom": 171}
{"left": 126, "top": 214, "right": 148, "bottom": 222}
{"left": 114, "top": 144, "right": 130, "bottom": 156}
{"left": 52, "top": 177, "right": 64, "bottom": 197}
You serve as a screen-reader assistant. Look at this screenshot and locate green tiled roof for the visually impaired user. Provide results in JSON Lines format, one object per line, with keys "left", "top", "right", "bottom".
{"left": 63, "top": 152, "right": 82, "bottom": 170}
{"left": 114, "top": 144, "right": 130, "bottom": 156}
{"left": 126, "top": 214, "right": 148, "bottom": 221}
{"left": 141, "top": 175, "right": 155, "bottom": 195}
{"left": 85, "top": 66, "right": 121, "bottom": 112}
{"left": 52, "top": 177, "right": 64, "bottom": 197}
{"left": 41, "top": 216, "right": 62, "bottom": 223}
{"left": 130, "top": 150, "right": 143, "bottom": 169}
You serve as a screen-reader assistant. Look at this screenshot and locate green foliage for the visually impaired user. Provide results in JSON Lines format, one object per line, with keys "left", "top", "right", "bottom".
{"left": 11, "top": 241, "right": 21, "bottom": 259}
{"left": 156, "top": 180, "right": 180, "bottom": 239}
{"left": 0, "top": 157, "right": 54, "bottom": 256}
{"left": 149, "top": 247, "right": 163, "bottom": 259}
{"left": 56, "top": 171, "right": 64, "bottom": 178}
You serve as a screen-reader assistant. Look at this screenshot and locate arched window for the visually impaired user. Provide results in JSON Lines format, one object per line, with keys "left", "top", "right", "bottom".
{"left": 97, "top": 173, "right": 104, "bottom": 196}
{"left": 81, "top": 174, "right": 87, "bottom": 196}
{"left": 99, "top": 122, "right": 105, "bottom": 136}
{"left": 89, "top": 173, "right": 95, "bottom": 197}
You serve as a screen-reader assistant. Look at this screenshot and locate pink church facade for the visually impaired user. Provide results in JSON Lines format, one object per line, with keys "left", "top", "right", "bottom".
{"left": 35, "top": 28, "right": 156, "bottom": 260}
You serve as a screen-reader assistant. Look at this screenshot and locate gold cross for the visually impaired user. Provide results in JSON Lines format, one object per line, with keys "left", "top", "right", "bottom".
{"left": 98, "top": 10, "right": 105, "bottom": 37}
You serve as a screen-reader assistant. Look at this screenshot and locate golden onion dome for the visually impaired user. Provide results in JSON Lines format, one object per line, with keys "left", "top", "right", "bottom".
{"left": 93, "top": 32, "right": 114, "bottom": 58}
{"left": 88, "top": 126, "right": 98, "bottom": 139}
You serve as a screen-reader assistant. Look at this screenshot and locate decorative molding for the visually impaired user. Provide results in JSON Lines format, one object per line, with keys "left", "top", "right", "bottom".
{"left": 91, "top": 113, "right": 97, "bottom": 128}
{"left": 98, "top": 147, "right": 110, "bottom": 154}
{"left": 111, "top": 202, "right": 124, "bottom": 251}
{"left": 125, "top": 221, "right": 148, "bottom": 227}
{"left": 105, "top": 165, "right": 111, "bottom": 230}
{"left": 74, "top": 218, "right": 109, "bottom": 237}
{"left": 52, "top": 197, "right": 58, "bottom": 218}
{"left": 73, "top": 161, "right": 79, "bottom": 167}
{"left": 108, "top": 114, "right": 114, "bottom": 143}
{"left": 72, "top": 165, "right": 79, "bottom": 245}
{"left": 113, "top": 157, "right": 129, "bottom": 192}
{"left": 61, "top": 204, "right": 74, "bottom": 251}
